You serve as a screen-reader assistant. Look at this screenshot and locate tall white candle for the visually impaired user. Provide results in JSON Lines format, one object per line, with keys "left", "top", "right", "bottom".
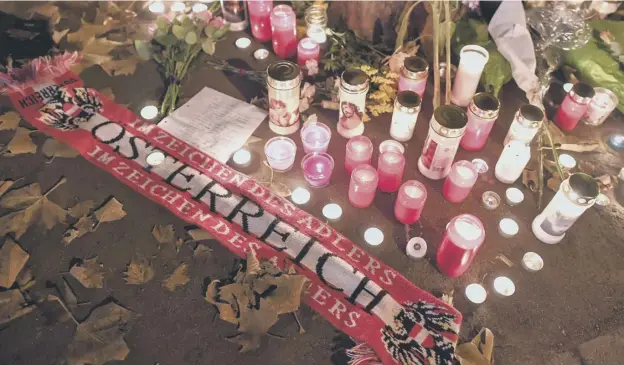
{"left": 451, "top": 45, "right": 489, "bottom": 107}
{"left": 495, "top": 140, "right": 531, "bottom": 184}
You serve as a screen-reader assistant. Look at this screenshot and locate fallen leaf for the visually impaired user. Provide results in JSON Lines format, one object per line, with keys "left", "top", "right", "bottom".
{"left": 226, "top": 333, "right": 262, "bottom": 353}
{"left": 28, "top": 3, "right": 61, "bottom": 25}
{"left": 522, "top": 169, "right": 540, "bottom": 192}
{"left": 7, "top": 127, "right": 37, "bottom": 155}
{"left": 547, "top": 177, "right": 562, "bottom": 192}
{"left": 42, "top": 139, "right": 80, "bottom": 158}
{"left": 0, "top": 236, "right": 30, "bottom": 288}
{"left": 100, "top": 59, "right": 138, "bottom": 77}
{"left": 65, "top": 302, "right": 137, "bottom": 365}
{"left": 16, "top": 267, "right": 33, "bottom": 287}
{"left": 152, "top": 224, "right": 175, "bottom": 245}
{"left": 70, "top": 257, "right": 105, "bottom": 289}
{"left": 0, "top": 180, "right": 15, "bottom": 198}
{"left": 100, "top": 88, "right": 115, "bottom": 101}
{"left": 456, "top": 328, "right": 494, "bottom": 365}
{"left": 237, "top": 297, "right": 279, "bottom": 334}
{"left": 124, "top": 256, "right": 154, "bottom": 285}
{"left": 0, "top": 179, "right": 67, "bottom": 238}
{"left": 94, "top": 198, "right": 126, "bottom": 223}
{"left": 68, "top": 200, "right": 95, "bottom": 218}
{"left": 193, "top": 244, "right": 212, "bottom": 259}
{"left": 59, "top": 277, "right": 78, "bottom": 310}
{"left": 187, "top": 228, "right": 214, "bottom": 241}
{"left": 175, "top": 238, "right": 184, "bottom": 251}
{"left": 0, "top": 289, "right": 36, "bottom": 326}
{"left": 205, "top": 280, "right": 239, "bottom": 324}
{"left": 0, "top": 111, "right": 21, "bottom": 131}
{"left": 163, "top": 263, "right": 189, "bottom": 291}
{"left": 53, "top": 29, "right": 70, "bottom": 44}
{"left": 62, "top": 216, "right": 97, "bottom": 245}
{"left": 255, "top": 274, "right": 307, "bottom": 315}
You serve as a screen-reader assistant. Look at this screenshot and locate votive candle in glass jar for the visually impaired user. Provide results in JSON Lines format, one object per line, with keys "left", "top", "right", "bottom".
{"left": 394, "top": 180, "right": 427, "bottom": 224}
{"left": 248, "top": 0, "right": 273, "bottom": 42}
{"left": 338, "top": 69, "right": 370, "bottom": 138}
{"left": 221, "top": 0, "right": 248, "bottom": 31}
{"left": 304, "top": 5, "right": 327, "bottom": 45}
{"left": 270, "top": 5, "right": 297, "bottom": 59}
{"left": 451, "top": 45, "right": 489, "bottom": 107}
{"left": 398, "top": 56, "right": 429, "bottom": 98}
{"left": 300, "top": 121, "right": 331, "bottom": 153}
{"left": 418, "top": 105, "right": 468, "bottom": 180}
{"left": 297, "top": 37, "right": 320, "bottom": 68}
{"left": 377, "top": 150, "right": 405, "bottom": 193}
{"left": 582, "top": 87, "right": 619, "bottom": 127}
{"left": 436, "top": 214, "right": 485, "bottom": 278}
{"left": 267, "top": 61, "right": 301, "bottom": 135}
{"left": 554, "top": 82, "right": 595, "bottom": 131}
{"left": 344, "top": 135, "right": 373, "bottom": 174}
{"left": 264, "top": 136, "right": 296, "bottom": 171}
{"left": 301, "top": 152, "right": 334, "bottom": 188}
{"left": 495, "top": 140, "right": 531, "bottom": 184}
{"left": 504, "top": 104, "right": 544, "bottom": 146}
{"left": 390, "top": 91, "right": 422, "bottom": 142}
{"left": 443, "top": 160, "right": 479, "bottom": 203}
{"left": 348, "top": 164, "right": 378, "bottom": 208}
{"left": 461, "top": 92, "right": 500, "bottom": 151}
{"left": 532, "top": 173, "right": 599, "bottom": 244}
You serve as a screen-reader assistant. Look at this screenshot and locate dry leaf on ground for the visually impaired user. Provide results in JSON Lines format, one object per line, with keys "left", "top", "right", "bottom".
{"left": 0, "top": 180, "right": 15, "bottom": 198}
{"left": 0, "top": 179, "right": 67, "bottom": 238}
{"left": 522, "top": 169, "right": 540, "bottom": 192}
{"left": 70, "top": 257, "right": 105, "bottom": 289}
{"left": 7, "top": 127, "right": 37, "bottom": 155}
{"left": 94, "top": 198, "right": 126, "bottom": 223}
{"left": 59, "top": 277, "right": 78, "bottom": 310}
{"left": 124, "top": 257, "right": 154, "bottom": 285}
{"left": 65, "top": 302, "right": 137, "bottom": 365}
{"left": 193, "top": 244, "right": 212, "bottom": 259}
{"left": 0, "top": 236, "right": 30, "bottom": 288}
{"left": 62, "top": 216, "right": 97, "bottom": 245}
{"left": 16, "top": 267, "right": 34, "bottom": 288}
{"left": 187, "top": 228, "right": 214, "bottom": 241}
{"left": 152, "top": 224, "right": 175, "bottom": 245}
{"left": 68, "top": 200, "right": 95, "bottom": 218}
{"left": 53, "top": 29, "right": 70, "bottom": 44}
{"left": 0, "top": 111, "right": 21, "bottom": 131}
{"left": 226, "top": 333, "right": 262, "bottom": 353}
{"left": 100, "top": 59, "right": 138, "bottom": 77}
{"left": 42, "top": 139, "right": 80, "bottom": 158}
{"left": 163, "top": 263, "right": 189, "bottom": 291}
{"left": 0, "top": 289, "right": 36, "bottom": 326}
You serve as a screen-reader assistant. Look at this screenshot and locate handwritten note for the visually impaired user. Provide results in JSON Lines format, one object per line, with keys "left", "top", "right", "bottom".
{"left": 158, "top": 87, "right": 267, "bottom": 163}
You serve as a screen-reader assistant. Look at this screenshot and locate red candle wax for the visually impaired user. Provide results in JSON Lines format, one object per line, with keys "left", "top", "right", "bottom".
{"left": 270, "top": 5, "right": 297, "bottom": 59}
{"left": 248, "top": 0, "right": 273, "bottom": 42}
{"left": 436, "top": 214, "right": 485, "bottom": 278}
{"left": 377, "top": 151, "right": 405, "bottom": 193}
{"left": 344, "top": 135, "right": 373, "bottom": 174}
{"left": 442, "top": 160, "right": 478, "bottom": 203}
{"left": 394, "top": 180, "right": 427, "bottom": 224}
{"left": 348, "top": 164, "right": 378, "bottom": 208}
{"left": 297, "top": 37, "right": 320, "bottom": 67}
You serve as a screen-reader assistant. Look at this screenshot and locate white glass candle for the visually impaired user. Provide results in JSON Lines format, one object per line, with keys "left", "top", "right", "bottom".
{"left": 493, "top": 276, "right": 515, "bottom": 296}
{"left": 505, "top": 187, "right": 524, "bottom": 206}
{"left": 264, "top": 137, "right": 296, "bottom": 171}
{"left": 364, "top": 227, "right": 384, "bottom": 246}
{"left": 465, "top": 283, "right": 487, "bottom": 304}
{"left": 495, "top": 140, "right": 531, "bottom": 184}
{"left": 504, "top": 105, "right": 544, "bottom": 146}
{"left": 390, "top": 90, "right": 422, "bottom": 142}
{"left": 451, "top": 45, "right": 489, "bottom": 107}
{"left": 583, "top": 87, "right": 619, "bottom": 127}
{"left": 304, "top": 5, "right": 328, "bottom": 45}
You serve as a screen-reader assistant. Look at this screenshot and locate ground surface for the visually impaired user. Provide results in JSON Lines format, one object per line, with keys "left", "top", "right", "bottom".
{"left": 1, "top": 3, "right": 624, "bottom": 365}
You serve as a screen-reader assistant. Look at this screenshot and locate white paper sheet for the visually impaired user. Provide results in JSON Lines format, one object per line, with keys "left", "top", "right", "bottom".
{"left": 158, "top": 87, "right": 267, "bottom": 163}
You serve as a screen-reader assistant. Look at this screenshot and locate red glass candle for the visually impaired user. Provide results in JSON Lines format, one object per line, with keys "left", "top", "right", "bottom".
{"left": 297, "top": 37, "right": 320, "bottom": 67}
{"left": 554, "top": 83, "right": 595, "bottom": 131}
{"left": 377, "top": 151, "right": 405, "bottom": 193}
{"left": 344, "top": 135, "right": 373, "bottom": 174}
{"left": 436, "top": 214, "right": 485, "bottom": 278}
{"left": 460, "top": 92, "right": 500, "bottom": 151}
{"left": 397, "top": 56, "right": 429, "bottom": 98}
{"left": 248, "top": 0, "right": 273, "bottom": 42}
{"left": 348, "top": 164, "right": 378, "bottom": 208}
{"left": 394, "top": 180, "right": 427, "bottom": 224}
{"left": 443, "top": 160, "right": 478, "bottom": 203}
{"left": 270, "top": 5, "right": 297, "bottom": 59}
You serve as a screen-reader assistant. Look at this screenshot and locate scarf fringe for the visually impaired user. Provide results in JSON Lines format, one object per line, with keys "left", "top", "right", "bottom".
{"left": 0, "top": 52, "right": 80, "bottom": 94}
{"left": 347, "top": 343, "right": 384, "bottom": 365}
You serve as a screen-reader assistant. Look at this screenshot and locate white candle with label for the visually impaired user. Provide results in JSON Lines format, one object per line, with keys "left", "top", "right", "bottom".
{"left": 465, "top": 283, "right": 487, "bottom": 304}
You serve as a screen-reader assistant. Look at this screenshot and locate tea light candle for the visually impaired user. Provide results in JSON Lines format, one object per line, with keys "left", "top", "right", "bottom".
{"left": 482, "top": 191, "right": 501, "bottom": 210}
{"left": 291, "top": 187, "right": 311, "bottom": 205}
{"left": 377, "top": 151, "right": 405, "bottom": 193}
{"left": 465, "top": 283, "right": 487, "bottom": 304}
{"left": 451, "top": 45, "right": 489, "bottom": 107}
{"left": 322, "top": 203, "right": 342, "bottom": 220}
{"left": 493, "top": 276, "right": 515, "bottom": 296}
{"left": 171, "top": 2, "right": 186, "bottom": 12}
{"left": 443, "top": 160, "right": 478, "bottom": 203}
{"left": 149, "top": 1, "right": 165, "bottom": 13}
{"left": 364, "top": 227, "right": 384, "bottom": 246}
{"left": 254, "top": 48, "right": 269, "bottom": 60}
{"left": 146, "top": 151, "right": 165, "bottom": 166}
{"left": 558, "top": 154, "right": 576, "bottom": 170}
{"left": 505, "top": 187, "right": 524, "bottom": 206}
{"left": 348, "top": 164, "right": 378, "bottom": 208}
{"left": 301, "top": 121, "right": 331, "bottom": 154}
{"left": 394, "top": 180, "right": 428, "bottom": 224}
{"left": 235, "top": 37, "right": 252, "bottom": 49}
{"left": 301, "top": 153, "right": 334, "bottom": 188}
{"left": 436, "top": 214, "right": 485, "bottom": 278}
{"left": 192, "top": 3, "right": 208, "bottom": 12}
{"left": 345, "top": 135, "right": 373, "bottom": 174}
{"left": 379, "top": 140, "right": 405, "bottom": 155}
{"left": 232, "top": 148, "right": 251, "bottom": 166}
{"left": 297, "top": 37, "right": 320, "bottom": 68}
{"left": 140, "top": 105, "right": 159, "bottom": 120}
{"left": 264, "top": 137, "right": 297, "bottom": 172}
{"left": 521, "top": 252, "right": 544, "bottom": 272}
{"left": 498, "top": 218, "right": 519, "bottom": 238}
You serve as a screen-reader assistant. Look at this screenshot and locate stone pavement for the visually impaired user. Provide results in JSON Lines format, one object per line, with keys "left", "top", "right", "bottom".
{"left": 548, "top": 328, "right": 624, "bottom": 365}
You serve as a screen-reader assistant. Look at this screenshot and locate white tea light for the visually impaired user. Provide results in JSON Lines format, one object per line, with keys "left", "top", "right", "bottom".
{"left": 146, "top": 151, "right": 166, "bottom": 166}
{"left": 505, "top": 187, "right": 524, "bottom": 206}
{"left": 364, "top": 227, "right": 384, "bottom": 246}
{"left": 140, "top": 105, "right": 159, "bottom": 120}
{"left": 521, "top": 252, "right": 544, "bottom": 272}
{"left": 322, "top": 203, "right": 342, "bottom": 220}
{"left": 291, "top": 187, "right": 311, "bottom": 205}
{"left": 192, "top": 3, "right": 208, "bottom": 12}
{"left": 493, "top": 276, "right": 515, "bottom": 296}
{"left": 498, "top": 218, "right": 519, "bottom": 238}
{"left": 406, "top": 237, "right": 427, "bottom": 259}
{"left": 563, "top": 83, "right": 573, "bottom": 93}
{"left": 232, "top": 148, "right": 251, "bottom": 166}
{"left": 465, "top": 283, "right": 487, "bottom": 304}
{"left": 482, "top": 191, "right": 501, "bottom": 210}
{"left": 254, "top": 48, "right": 269, "bottom": 60}
{"left": 558, "top": 154, "right": 576, "bottom": 170}
{"left": 149, "top": 1, "right": 165, "bottom": 13}
{"left": 171, "top": 1, "right": 186, "bottom": 11}
{"left": 235, "top": 37, "right": 252, "bottom": 49}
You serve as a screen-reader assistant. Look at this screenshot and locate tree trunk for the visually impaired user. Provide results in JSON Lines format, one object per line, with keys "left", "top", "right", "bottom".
{"left": 327, "top": 1, "right": 406, "bottom": 46}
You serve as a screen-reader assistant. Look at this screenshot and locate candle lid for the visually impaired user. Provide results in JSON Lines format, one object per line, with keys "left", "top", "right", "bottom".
{"left": 406, "top": 237, "right": 427, "bottom": 259}
{"left": 570, "top": 82, "right": 595, "bottom": 104}
{"left": 431, "top": 105, "right": 468, "bottom": 138}
{"left": 305, "top": 5, "right": 327, "bottom": 25}
{"left": 470, "top": 92, "right": 500, "bottom": 119}
{"left": 518, "top": 104, "right": 545, "bottom": 128}
{"left": 379, "top": 139, "right": 405, "bottom": 155}
{"left": 341, "top": 69, "right": 370, "bottom": 93}
{"left": 402, "top": 56, "right": 429, "bottom": 80}
{"left": 564, "top": 173, "right": 599, "bottom": 205}
{"left": 396, "top": 90, "right": 422, "bottom": 110}
{"left": 267, "top": 61, "right": 301, "bottom": 90}
{"left": 521, "top": 252, "right": 544, "bottom": 272}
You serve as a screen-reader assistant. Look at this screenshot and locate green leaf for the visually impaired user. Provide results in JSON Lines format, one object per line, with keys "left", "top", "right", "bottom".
{"left": 156, "top": 17, "right": 170, "bottom": 32}
{"left": 481, "top": 44, "right": 512, "bottom": 96}
{"left": 213, "top": 25, "right": 230, "bottom": 40}
{"left": 154, "top": 34, "right": 177, "bottom": 47}
{"left": 202, "top": 39, "right": 216, "bottom": 55}
{"left": 395, "top": 1, "right": 422, "bottom": 51}
{"left": 172, "top": 25, "right": 188, "bottom": 40}
{"left": 134, "top": 40, "right": 153, "bottom": 61}
{"left": 204, "top": 24, "right": 217, "bottom": 38}
{"left": 185, "top": 31, "right": 198, "bottom": 45}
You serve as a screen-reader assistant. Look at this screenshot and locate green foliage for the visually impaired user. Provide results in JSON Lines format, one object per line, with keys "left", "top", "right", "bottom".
{"left": 395, "top": 1, "right": 422, "bottom": 51}
{"left": 321, "top": 29, "right": 391, "bottom": 73}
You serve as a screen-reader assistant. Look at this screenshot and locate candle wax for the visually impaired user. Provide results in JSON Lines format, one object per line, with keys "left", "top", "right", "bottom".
{"left": 398, "top": 76, "right": 426, "bottom": 98}
{"left": 394, "top": 183, "right": 427, "bottom": 224}
{"left": 443, "top": 165, "right": 476, "bottom": 203}
{"left": 302, "top": 153, "right": 333, "bottom": 188}
{"left": 377, "top": 152, "right": 405, "bottom": 193}
{"left": 436, "top": 216, "right": 484, "bottom": 278}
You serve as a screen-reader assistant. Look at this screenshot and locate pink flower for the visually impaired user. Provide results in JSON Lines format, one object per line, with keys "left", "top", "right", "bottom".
{"left": 209, "top": 16, "right": 225, "bottom": 29}
{"left": 305, "top": 59, "right": 319, "bottom": 76}
{"left": 193, "top": 10, "right": 213, "bottom": 23}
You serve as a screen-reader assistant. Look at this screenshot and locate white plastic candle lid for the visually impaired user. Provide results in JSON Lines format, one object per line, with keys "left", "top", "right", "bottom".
{"left": 471, "top": 158, "right": 489, "bottom": 174}
{"left": 498, "top": 218, "right": 519, "bottom": 237}
{"left": 379, "top": 140, "right": 405, "bottom": 155}
{"left": 406, "top": 237, "right": 427, "bottom": 259}
{"left": 493, "top": 276, "right": 515, "bottom": 296}
{"left": 254, "top": 48, "right": 269, "bottom": 60}
{"left": 235, "top": 37, "right": 252, "bottom": 49}
{"left": 465, "top": 283, "right": 487, "bottom": 304}
{"left": 291, "top": 187, "right": 311, "bottom": 205}
{"left": 322, "top": 203, "right": 342, "bottom": 220}
{"left": 140, "top": 105, "right": 159, "bottom": 120}
{"left": 521, "top": 252, "right": 544, "bottom": 272}
{"left": 146, "top": 151, "right": 165, "bottom": 166}
{"left": 364, "top": 227, "right": 384, "bottom": 246}
{"left": 505, "top": 187, "right": 524, "bottom": 204}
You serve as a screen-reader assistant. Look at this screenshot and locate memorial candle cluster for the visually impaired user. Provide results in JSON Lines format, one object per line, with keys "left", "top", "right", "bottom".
{"left": 270, "top": 5, "right": 297, "bottom": 59}
{"left": 348, "top": 164, "right": 378, "bottom": 208}
{"left": 248, "top": 0, "right": 273, "bottom": 42}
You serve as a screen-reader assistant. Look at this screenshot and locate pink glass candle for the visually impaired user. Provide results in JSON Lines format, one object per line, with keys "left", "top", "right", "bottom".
{"left": 348, "top": 164, "right": 378, "bottom": 208}
{"left": 436, "top": 214, "right": 485, "bottom": 278}
{"left": 443, "top": 160, "right": 478, "bottom": 203}
{"left": 394, "top": 180, "right": 427, "bottom": 224}
{"left": 377, "top": 151, "right": 405, "bottom": 193}
{"left": 554, "top": 83, "right": 595, "bottom": 131}
{"left": 301, "top": 121, "right": 331, "bottom": 153}
{"left": 397, "top": 56, "right": 429, "bottom": 98}
{"left": 270, "top": 5, "right": 297, "bottom": 59}
{"left": 461, "top": 92, "right": 500, "bottom": 151}
{"left": 345, "top": 135, "right": 373, "bottom": 174}
{"left": 248, "top": 0, "right": 273, "bottom": 42}
{"left": 302, "top": 152, "right": 334, "bottom": 188}
{"left": 297, "top": 37, "right": 320, "bottom": 67}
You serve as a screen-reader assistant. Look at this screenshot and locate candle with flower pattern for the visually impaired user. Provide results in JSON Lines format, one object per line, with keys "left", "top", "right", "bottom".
{"left": 344, "top": 135, "right": 373, "bottom": 174}
{"left": 348, "top": 164, "right": 378, "bottom": 208}
{"left": 443, "top": 160, "right": 478, "bottom": 203}
{"left": 270, "top": 5, "right": 297, "bottom": 59}
{"left": 267, "top": 61, "right": 301, "bottom": 135}
{"left": 248, "top": 0, "right": 273, "bottom": 42}
{"left": 394, "top": 180, "right": 427, "bottom": 224}
{"left": 436, "top": 214, "right": 485, "bottom": 278}
{"left": 377, "top": 150, "right": 405, "bottom": 193}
